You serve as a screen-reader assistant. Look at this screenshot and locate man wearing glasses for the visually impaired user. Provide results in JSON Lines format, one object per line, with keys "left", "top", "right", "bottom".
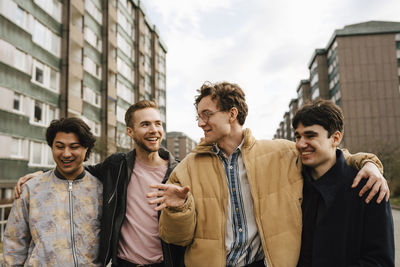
{"left": 147, "top": 81, "right": 388, "bottom": 267}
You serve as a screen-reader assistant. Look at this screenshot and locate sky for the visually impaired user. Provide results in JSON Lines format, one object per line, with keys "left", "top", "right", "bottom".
{"left": 141, "top": 0, "right": 400, "bottom": 142}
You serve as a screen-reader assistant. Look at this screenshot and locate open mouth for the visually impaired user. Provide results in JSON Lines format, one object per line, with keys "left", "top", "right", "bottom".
{"left": 145, "top": 137, "right": 160, "bottom": 143}
{"left": 61, "top": 159, "right": 74, "bottom": 166}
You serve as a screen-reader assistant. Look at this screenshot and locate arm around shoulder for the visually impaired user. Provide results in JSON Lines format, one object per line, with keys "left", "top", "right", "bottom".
{"left": 343, "top": 149, "right": 383, "bottom": 173}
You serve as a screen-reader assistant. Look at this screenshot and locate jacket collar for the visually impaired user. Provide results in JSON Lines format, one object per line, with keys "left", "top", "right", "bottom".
{"left": 54, "top": 168, "right": 86, "bottom": 181}
{"left": 125, "top": 147, "right": 178, "bottom": 183}
{"left": 193, "top": 128, "right": 256, "bottom": 155}
{"left": 302, "top": 149, "right": 347, "bottom": 209}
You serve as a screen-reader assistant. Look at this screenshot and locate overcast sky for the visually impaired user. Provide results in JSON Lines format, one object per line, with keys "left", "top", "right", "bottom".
{"left": 142, "top": 0, "right": 400, "bottom": 142}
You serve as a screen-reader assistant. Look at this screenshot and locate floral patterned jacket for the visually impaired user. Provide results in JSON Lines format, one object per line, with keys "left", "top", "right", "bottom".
{"left": 3, "top": 169, "right": 102, "bottom": 267}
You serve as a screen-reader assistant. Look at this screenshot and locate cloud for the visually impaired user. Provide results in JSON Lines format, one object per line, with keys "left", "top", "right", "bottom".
{"left": 142, "top": 0, "right": 400, "bottom": 141}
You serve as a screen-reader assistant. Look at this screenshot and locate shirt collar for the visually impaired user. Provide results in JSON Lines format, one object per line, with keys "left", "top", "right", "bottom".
{"left": 302, "top": 149, "right": 347, "bottom": 208}
{"left": 212, "top": 138, "right": 245, "bottom": 159}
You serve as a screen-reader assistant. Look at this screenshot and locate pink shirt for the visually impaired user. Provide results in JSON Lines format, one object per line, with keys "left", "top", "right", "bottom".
{"left": 117, "top": 159, "right": 168, "bottom": 264}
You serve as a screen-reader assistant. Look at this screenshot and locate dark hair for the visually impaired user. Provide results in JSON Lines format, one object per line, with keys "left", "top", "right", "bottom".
{"left": 292, "top": 99, "right": 344, "bottom": 137}
{"left": 46, "top": 117, "right": 96, "bottom": 161}
{"left": 194, "top": 81, "right": 248, "bottom": 125}
{"left": 125, "top": 100, "right": 158, "bottom": 128}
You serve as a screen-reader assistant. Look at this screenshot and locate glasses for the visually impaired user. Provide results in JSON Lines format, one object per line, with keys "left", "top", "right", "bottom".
{"left": 196, "top": 110, "right": 222, "bottom": 123}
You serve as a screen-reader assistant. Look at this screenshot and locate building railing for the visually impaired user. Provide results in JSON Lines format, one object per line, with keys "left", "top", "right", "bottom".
{"left": 0, "top": 203, "right": 12, "bottom": 242}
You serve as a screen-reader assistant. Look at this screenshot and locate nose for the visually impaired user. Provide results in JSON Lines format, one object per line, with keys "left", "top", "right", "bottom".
{"left": 197, "top": 117, "right": 206, "bottom": 128}
{"left": 296, "top": 137, "right": 307, "bottom": 149}
{"left": 62, "top": 147, "right": 72, "bottom": 157}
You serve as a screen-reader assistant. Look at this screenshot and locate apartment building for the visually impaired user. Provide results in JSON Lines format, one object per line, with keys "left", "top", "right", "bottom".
{"left": 166, "top": 132, "right": 197, "bottom": 161}
{"left": 274, "top": 21, "right": 400, "bottom": 153}
{"left": 0, "top": 0, "right": 167, "bottom": 195}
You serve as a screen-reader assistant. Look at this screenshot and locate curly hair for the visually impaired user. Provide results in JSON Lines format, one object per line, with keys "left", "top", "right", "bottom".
{"left": 194, "top": 81, "right": 248, "bottom": 125}
{"left": 46, "top": 117, "right": 96, "bottom": 161}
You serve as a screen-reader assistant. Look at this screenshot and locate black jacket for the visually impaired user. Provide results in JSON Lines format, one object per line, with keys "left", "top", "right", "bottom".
{"left": 86, "top": 148, "right": 185, "bottom": 267}
{"left": 298, "top": 149, "right": 395, "bottom": 267}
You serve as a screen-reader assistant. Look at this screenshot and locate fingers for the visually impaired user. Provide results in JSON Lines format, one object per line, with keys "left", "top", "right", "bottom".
{"left": 14, "top": 176, "right": 29, "bottom": 199}
{"left": 154, "top": 202, "right": 167, "bottom": 211}
{"left": 364, "top": 180, "right": 381, "bottom": 203}
{"left": 149, "top": 183, "right": 169, "bottom": 190}
{"left": 146, "top": 190, "right": 164, "bottom": 199}
{"left": 358, "top": 177, "right": 374, "bottom": 197}
{"left": 351, "top": 172, "right": 363, "bottom": 188}
{"left": 148, "top": 196, "right": 165, "bottom": 205}
{"left": 180, "top": 186, "right": 190, "bottom": 195}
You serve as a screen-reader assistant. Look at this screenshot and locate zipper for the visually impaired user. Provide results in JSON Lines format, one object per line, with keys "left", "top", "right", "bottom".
{"left": 68, "top": 181, "right": 78, "bottom": 267}
{"left": 104, "top": 162, "right": 123, "bottom": 266}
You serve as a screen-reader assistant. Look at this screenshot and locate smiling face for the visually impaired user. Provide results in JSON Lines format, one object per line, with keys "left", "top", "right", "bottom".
{"left": 127, "top": 107, "right": 163, "bottom": 153}
{"left": 52, "top": 132, "right": 88, "bottom": 180}
{"left": 197, "top": 95, "right": 231, "bottom": 144}
{"left": 295, "top": 123, "right": 342, "bottom": 178}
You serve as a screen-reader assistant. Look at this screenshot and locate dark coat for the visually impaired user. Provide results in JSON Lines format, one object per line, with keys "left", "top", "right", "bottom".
{"left": 298, "top": 150, "right": 394, "bottom": 267}
{"left": 86, "top": 148, "right": 185, "bottom": 267}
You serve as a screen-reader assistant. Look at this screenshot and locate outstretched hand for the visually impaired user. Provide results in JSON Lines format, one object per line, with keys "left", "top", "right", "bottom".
{"left": 147, "top": 183, "right": 190, "bottom": 211}
{"left": 14, "top": 171, "right": 44, "bottom": 199}
{"left": 352, "top": 162, "right": 389, "bottom": 203}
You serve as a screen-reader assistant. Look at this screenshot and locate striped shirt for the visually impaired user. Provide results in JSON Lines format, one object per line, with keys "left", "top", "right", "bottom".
{"left": 212, "top": 142, "right": 265, "bottom": 267}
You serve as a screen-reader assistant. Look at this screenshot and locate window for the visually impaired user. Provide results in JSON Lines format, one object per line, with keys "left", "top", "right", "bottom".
{"left": 85, "top": 0, "right": 102, "bottom": 24}
{"left": 32, "top": 60, "right": 60, "bottom": 92}
{"left": 86, "top": 152, "right": 101, "bottom": 165}
{"left": 15, "top": 6, "right": 27, "bottom": 28}
{"left": 30, "top": 99, "right": 59, "bottom": 126}
{"left": 34, "top": 101, "right": 43, "bottom": 124}
{"left": 14, "top": 49, "right": 27, "bottom": 72}
{"left": 117, "top": 34, "right": 132, "bottom": 58}
{"left": 35, "top": 66, "right": 44, "bottom": 84}
{"left": 84, "top": 56, "right": 102, "bottom": 79}
{"left": 29, "top": 141, "right": 54, "bottom": 167}
{"left": 117, "top": 57, "right": 134, "bottom": 82}
{"left": 117, "top": 81, "right": 134, "bottom": 104}
{"left": 84, "top": 27, "right": 102, "bottom": 51}
{"left": 117, "top": 10, "right": 132, "bottom": 37}
{"left": 31, "top": 141, "right": 42, "bottom": 165}
{"left": 82, "top": 117, "right": 101, "bottom": 137}
{"left": 13, "top": 92, "right": 23, "bottom": 112}
{"left": 33, "top": 19, "right": 60, "bottom": 56}
{"left": 117, "top": 130, "right": 131, "bottom": 149}
{"left": 34, "top": 0, "right": 62, "bottom": 22}
{"left": 11, "top": 137, "right": 23, "bottom": 158}
{"left": 83, "top": 86, "right": 101, "bottom": 107}
{"left": 311, "top": 88, "right": 320, "bottom": 100}
{"left": 50, "top": 69, "right": 59, "bottom": 91}
{"left": 117, "top": 106, "right": 127, "bottom": 123}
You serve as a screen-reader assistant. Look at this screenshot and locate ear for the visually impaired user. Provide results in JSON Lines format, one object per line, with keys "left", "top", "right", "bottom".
{"left": 331, "top": 131, "right": 343, "bottom": 147}
{"left": 126, "top": 127, "right": 134, "bottom": 139}
{"left": 229, "top": 107, "right": 238, "bottom": 122}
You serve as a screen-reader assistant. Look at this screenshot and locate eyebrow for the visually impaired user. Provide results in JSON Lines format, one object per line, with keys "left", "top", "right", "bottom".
{"left": 54, "top": 141, "right": 81, "bottom": 145}
{"left": 304, "top": 130, "right": 318, "bottom": 135}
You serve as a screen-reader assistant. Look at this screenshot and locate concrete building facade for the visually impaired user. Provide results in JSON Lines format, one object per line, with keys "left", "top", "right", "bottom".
{"left": 274, "top": 21, "right": 400, "bottom": 154}
{"left": 0, "top": 0, "right": 167, "bottom": 195}
{"left": 166, "top": 132, "right": 197, "bottom": 161}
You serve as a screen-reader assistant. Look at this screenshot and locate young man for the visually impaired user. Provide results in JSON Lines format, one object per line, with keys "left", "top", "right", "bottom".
{"left": 4, "top": 117, "right": 102, "bottom": 266}
{"left": 15, "top": 100, "right": 184, "bottom": 267}
{"left": 293, "top": 100, "right": 394, "bottom": 267}
{"left": 147, "top": 82, "right": 388, "bottom": 267}
{"left": 86, "top": 100, "right": 184, "bottom": 267}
